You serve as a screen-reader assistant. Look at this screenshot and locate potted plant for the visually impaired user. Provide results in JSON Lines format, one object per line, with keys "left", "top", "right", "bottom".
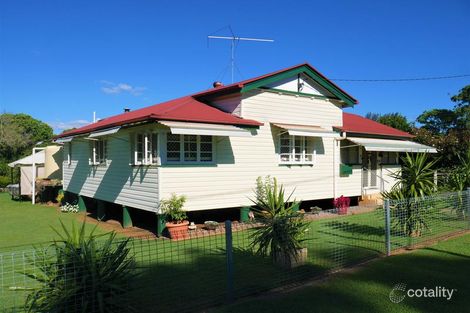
{"left": 249, "top": 178, "right": 309, "bottom": 268}
{"left": 333, "top": 195, "right": 350, "bottom": 215}
{"left": 160, "top": 193, "right": 189, "bottom": 240}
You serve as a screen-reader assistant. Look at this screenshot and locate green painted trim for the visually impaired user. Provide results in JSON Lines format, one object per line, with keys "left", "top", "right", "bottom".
{"left": 97, "top": 201, "right": 106, "bottom": 221}
{"left": 340, "top": 164, "right": 353, "bottom": 175}
{"left": 259, "top": 87, "right": 336, "bottom": 100}
{"left": 240, "top": 65, "right": 356, "bottom": 107}
{"left": 123, "top": 206, "right": 133, "bottom": 228}
{"left": 78, "top": 196, "right": 87, "bottom": 213}
{"left": 156, "top": 214, "right": 166, "bottom": 237}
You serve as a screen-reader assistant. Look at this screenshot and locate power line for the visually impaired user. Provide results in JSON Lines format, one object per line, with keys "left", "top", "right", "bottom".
{"left": 330, "top": 74, "right": 470, "bottom": 82}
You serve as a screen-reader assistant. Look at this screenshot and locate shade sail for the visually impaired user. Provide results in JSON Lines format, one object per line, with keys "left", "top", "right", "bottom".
{"left": 348, "top": 137, "right": 437, "bottom": 153}
{"left": 8, "top": 150, "right": 45, "bottom": 167}
{"left": 88, "top": 126, "right": 121, "bottom": 138}
{"left": 55, "top": 136, "right": 74, "bottom": 144}
{"left": 159, "top": 121, "right": 253, "bottom": 137}
{"left": 273, "top": 123, "right": 340, "bottom": 138}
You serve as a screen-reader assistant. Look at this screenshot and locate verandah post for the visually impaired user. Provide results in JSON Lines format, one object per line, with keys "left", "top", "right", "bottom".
{"left": 225, "top": 220, "right": 234, "bottom": 303}
{"left": 384, "top": 199, "right": 391, "bottom": 256}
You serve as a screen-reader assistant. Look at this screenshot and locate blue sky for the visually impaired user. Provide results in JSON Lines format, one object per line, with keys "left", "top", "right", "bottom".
{"left": 1, "top": 0, "right": 469, "bottom": 134}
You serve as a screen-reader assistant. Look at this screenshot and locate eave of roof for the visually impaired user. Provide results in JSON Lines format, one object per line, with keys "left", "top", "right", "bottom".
{"left": 56, "top": 97, "right": 262, "bottom": 139}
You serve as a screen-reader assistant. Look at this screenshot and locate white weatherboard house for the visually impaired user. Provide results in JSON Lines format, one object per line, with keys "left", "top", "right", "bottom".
{"left": 55, "top": 63, "right": 436, "bottom": 231}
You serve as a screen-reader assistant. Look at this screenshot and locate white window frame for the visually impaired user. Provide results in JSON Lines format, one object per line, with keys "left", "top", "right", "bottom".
{"left": 278, "top": 133, "right": 316, "bottom": 165}
{"left": 133, "top": 132, "right": 159, "bottom": 166}
{"left": 165, "top": 133, "right": 214, "bottom": 164}
{"left": 90, "top": 139, "right": 107, "bottom": 166}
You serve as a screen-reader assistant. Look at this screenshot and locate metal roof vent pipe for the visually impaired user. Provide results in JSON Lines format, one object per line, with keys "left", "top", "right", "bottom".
{"left": 213, "top": 81, "right": 224, "bottom": 88}
{"left": 124, "top": 108, "right": 131, "bottom": 113}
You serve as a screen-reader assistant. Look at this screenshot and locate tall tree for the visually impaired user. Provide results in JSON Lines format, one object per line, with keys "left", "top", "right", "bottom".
{"left": 0, "top": 113, "right": 53, "bottom": 162}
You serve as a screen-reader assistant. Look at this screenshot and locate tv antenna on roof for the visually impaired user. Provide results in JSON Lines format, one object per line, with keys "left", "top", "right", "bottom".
{"left": 208, "top": 26, "right": 274, "bottom": 83}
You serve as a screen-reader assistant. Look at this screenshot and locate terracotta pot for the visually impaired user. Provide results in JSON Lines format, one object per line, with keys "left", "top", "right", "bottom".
{"left": 166, "top": 221, "right": 190, "bottom": 240}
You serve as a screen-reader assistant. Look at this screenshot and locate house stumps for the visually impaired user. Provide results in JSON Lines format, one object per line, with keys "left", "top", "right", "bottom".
{"left": 78, "top": 195, "right": 87, "bottom": 213}
{"left": 123, "top": 206, "right": 133, "bottom": 228}
{"left": 156, "top": 214, "right": 166, "bottom": 237}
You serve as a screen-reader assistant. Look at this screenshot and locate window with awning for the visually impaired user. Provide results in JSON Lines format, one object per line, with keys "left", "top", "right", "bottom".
{"left": 159, "top": 121, "right": 253, "bottom": 137}
{"left": 272, "top": 123, "right": 340, "bottom": 138}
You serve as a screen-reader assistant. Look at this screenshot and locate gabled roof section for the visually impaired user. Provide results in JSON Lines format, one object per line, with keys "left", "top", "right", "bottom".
{"left": 194, "top": 63, "right": 358, "bottom": 107}
{"left": 339, "top": 112, "right": 414, "bottom": 138}
{"left": 57, "top": 97, "right": 262, "bottom": 138}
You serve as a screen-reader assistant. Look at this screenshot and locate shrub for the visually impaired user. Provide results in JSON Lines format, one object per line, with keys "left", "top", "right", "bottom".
{"left": 24, "top": 222, "right": 135, "bottom": 313}
{"left": 0, "top": 175, "right": 11, "bottom": 188}
{"left": 382, "top": 153, "right": 438, "bottom": 237}
{"left": 250, "top": 178, "right": 309, "bottom": 262}
{"left": 160, "top": 193, "right": 187, "bottom": 223}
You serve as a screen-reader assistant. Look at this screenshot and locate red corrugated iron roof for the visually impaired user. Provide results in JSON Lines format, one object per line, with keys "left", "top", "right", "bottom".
{"left": 57, "top": 63, "right": 357, "bottom": 139}
{"left": 340, "top": 112, "right": 414, "bottom": 138}
{"left": 57, "top": 96, "right": 262, "bottom": 138}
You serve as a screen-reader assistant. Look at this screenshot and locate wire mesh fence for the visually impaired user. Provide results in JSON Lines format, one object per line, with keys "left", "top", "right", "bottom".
{"left": 386, "top": 190, "right": 470, "bottom": 252}
{"left": 1, "top": 190, "right": 469, "bottom": 313}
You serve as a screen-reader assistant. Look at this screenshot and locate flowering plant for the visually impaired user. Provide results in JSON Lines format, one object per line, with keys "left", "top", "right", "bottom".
{"left": 333, "top": 196, "right": 350, "bottom": 215}
{"left": 61, "top": 203, "right": 79, "bottom": 213}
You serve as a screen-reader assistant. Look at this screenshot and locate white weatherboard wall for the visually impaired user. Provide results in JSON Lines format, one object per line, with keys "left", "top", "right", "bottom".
{"left": 381, "top": 165, "right": 401, "bottom": 192}
{"left": 62, "top": 127, "right": 159, "bottom": 212}
{"left": 160, "top": 90, "right": 361, "bottom": 211}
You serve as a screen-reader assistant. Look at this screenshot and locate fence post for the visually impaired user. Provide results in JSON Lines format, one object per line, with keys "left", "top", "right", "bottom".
{"left": 384, "top": 199, "right": 391, "bottom": 256}
{"left": 467, "top": 188, "right": 470, "bottom": 227}
{"left": 225, "top": 220, "right": 234, "bottom": 303}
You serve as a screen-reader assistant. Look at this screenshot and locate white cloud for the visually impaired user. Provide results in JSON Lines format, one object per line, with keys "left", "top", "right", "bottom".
{"left": 100, "top": 80, "right": 146, "bottom": 96}
{"left": 48, "top": 119, "right": 91, "bottom": 131}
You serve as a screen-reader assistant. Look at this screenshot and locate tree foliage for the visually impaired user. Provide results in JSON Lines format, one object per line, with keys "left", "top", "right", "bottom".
{"left": 365, "top": 112, "right": 412, "bottom": 132}
{"left": 0, "top": 113, "right": 53, "bottom": 162}
{"left": 414, "top": 85, "right": 470, "bottom": 169}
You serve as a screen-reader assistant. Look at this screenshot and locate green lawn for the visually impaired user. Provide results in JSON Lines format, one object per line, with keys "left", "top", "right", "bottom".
{"left": 213, "top": 233, "right": 470, "bottom": 313}
{"left": 0, "top": 192, "right": 106, "bottom": 249}
{"left": 0, "top": 192, "right": 468, "bottom": 312}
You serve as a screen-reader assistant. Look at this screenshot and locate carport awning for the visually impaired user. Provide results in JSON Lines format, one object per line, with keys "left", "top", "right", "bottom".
{"left": 159, "top": 121, "right": 253, "bottom": 137}
{"left": 8, "top": 150, "right": 45, "bottom": 167}
{"left": 88, "top": 126, "right": 121, "bottom": 138}
{"left": 348, "top": 137, "right": 437, "bottom": 153}
{"left": 273, "top": 123, "right": 340, "bottom": 138}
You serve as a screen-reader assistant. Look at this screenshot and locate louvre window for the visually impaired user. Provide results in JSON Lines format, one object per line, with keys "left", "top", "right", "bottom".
{"left": 166, "top": 134, "right": 213, "bottom": 163}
